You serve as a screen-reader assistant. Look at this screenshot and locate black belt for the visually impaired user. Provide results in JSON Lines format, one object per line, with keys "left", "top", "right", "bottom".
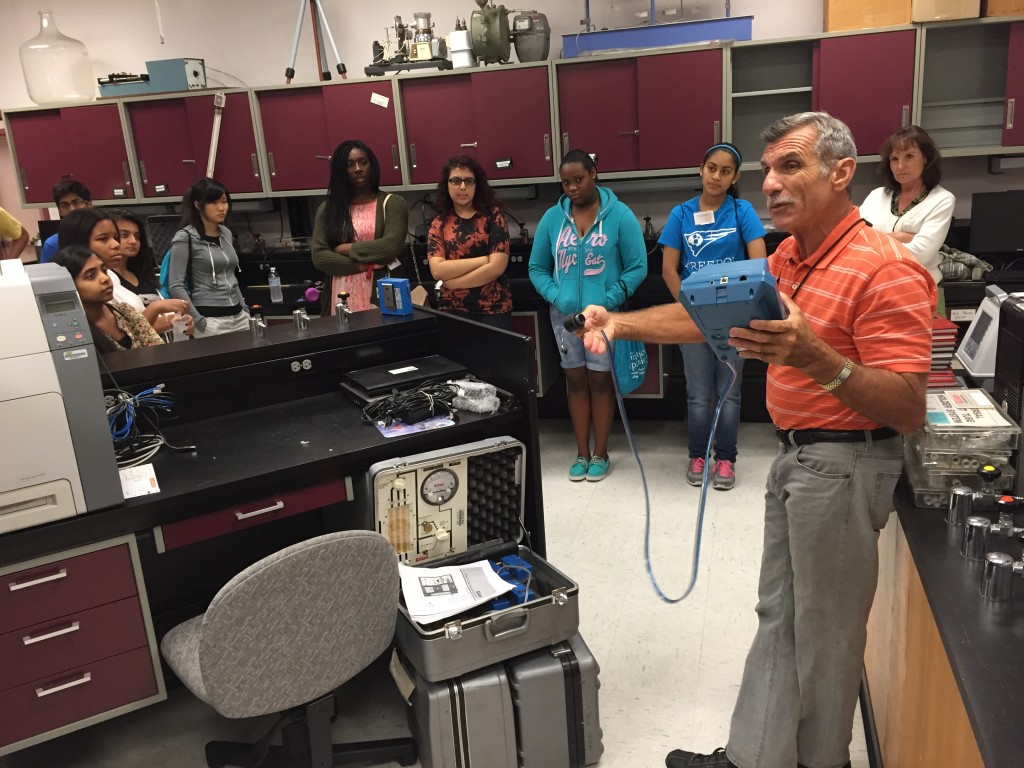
{"left": 775, "top": 427, "right": 899, "bottom": 447}
{"left": 194, "top": 304, "right": 242, "bottom": 317}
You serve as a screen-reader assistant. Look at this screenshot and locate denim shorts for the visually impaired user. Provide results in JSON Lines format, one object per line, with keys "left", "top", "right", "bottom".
{"left": 548, "top": 306, "right": 611, "bottom": 372}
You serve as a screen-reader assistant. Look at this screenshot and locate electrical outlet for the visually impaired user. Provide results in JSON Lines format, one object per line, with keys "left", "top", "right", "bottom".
{"left": 287, "top": 356, "right": 315, "bottom": 374}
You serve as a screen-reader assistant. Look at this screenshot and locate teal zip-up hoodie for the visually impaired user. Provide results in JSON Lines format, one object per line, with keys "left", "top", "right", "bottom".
{"left": 528, "top": 186, "right": 647, "bottom": 315}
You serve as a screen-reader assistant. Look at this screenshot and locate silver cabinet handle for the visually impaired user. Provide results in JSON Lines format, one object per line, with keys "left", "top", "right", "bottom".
{"left": 36, "top": 672, "right": 91, "bottom": 698}
{"left": 235, "top": 500, "right": 284, "bottom": 520}
{"left": 20, "top": 167, "right": 28, "bottom": 193}
{"left": 562, "top": 132, "right": 569, "bottom": 154}
{"left": 121, "top": 161, "right": 132, "bottom": 187}
{"left": 181, "top": 159, "right": 196, "bottom": 164}
{"left": 1008, "top": 98, "right": 1016, "bottom": 131}
{"left": 251, "top": 153, "right": 260, "bottom": 177}
{"left": 543, "top": 133, "right": 551, "bottom": 161}
{"left": 616, "top": 129, "right": 640, "bottom": 137}
{"left": 268, "top": 152, "right": 277, "bottom": 176}
{"left": 460, "top": 142, "right": 478, "bottom": 148}
{"left": 392, "top": 144, "right": 399, "bottom": 169}
{"left": 713, "top": 120, "right": 721, "bottom": 144}
{"left": 314, "top": 154, "right": 330, "bottom": 160}
{"left": 410, "top": 144, "right": 417, "bottom": 168}
{"left": 902, "top": 105, "right": 910, "bottom": 128}
{"left": 23, "top": 621, "right": 80, "bottom": 646}
{"left": 139, "top": 160, "right": 148, "bottom": 184}
{"left": 9, "top": 568, "right": 67, "bottom": 591}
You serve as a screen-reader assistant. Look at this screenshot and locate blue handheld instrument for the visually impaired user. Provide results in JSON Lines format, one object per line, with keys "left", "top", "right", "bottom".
{"left": 678, "top": 260, "right": 787, "bottom": 361}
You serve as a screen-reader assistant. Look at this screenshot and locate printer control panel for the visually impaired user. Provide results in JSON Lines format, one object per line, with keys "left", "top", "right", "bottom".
{"left": 36, "top": 292, "right": 91, "bottom": 351}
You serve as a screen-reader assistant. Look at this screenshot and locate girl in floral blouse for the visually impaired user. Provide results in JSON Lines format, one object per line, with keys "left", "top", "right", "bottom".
{"left": 428, "top": 155, "right": 512, "bottom": 330}
{"left": 52, "top": 246, "right": 164, "bottom": 352}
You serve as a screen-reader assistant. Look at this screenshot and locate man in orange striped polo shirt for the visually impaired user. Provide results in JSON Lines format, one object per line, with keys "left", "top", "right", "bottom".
{"left": 579, "top": 112, "right": 936, "bottom": 768}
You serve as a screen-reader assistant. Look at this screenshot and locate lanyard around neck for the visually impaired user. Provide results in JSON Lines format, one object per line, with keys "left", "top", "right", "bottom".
{"left": 789, "top": 217, "right": 866, "bottom": 301}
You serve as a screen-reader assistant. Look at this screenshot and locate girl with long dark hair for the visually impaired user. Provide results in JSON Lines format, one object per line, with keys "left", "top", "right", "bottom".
{"left": 311, "top": 140, "right": 409, "bottom": 312}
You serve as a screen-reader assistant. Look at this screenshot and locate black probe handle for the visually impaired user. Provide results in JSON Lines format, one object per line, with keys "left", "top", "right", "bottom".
{"left": 562, "top": 312, "right": 586, "bottom": 332}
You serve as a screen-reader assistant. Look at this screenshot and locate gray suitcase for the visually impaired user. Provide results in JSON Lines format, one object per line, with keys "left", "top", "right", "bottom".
{"left": 407, "top": 662, "right": 518, "bottom": 768}
{"left": 373, "top": 436, "right": 580, "bottom": 682}
{"left": 507, "top": 633, "right": 604, "bottom": 767}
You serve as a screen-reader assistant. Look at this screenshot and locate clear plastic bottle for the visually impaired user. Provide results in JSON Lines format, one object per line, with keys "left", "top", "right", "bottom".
{"left": 268, "top": 267, "right": 284, "bottom": 304}
{"left": 19, "top": 11, "right": 94, "bottom": 106}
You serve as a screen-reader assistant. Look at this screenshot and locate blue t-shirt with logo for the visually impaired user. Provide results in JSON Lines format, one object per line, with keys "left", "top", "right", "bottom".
{"left": 659, "top": 196, "right": 766, "bottom": 279}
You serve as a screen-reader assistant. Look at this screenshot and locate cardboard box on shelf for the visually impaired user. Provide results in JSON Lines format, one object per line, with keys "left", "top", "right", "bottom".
{"left": 824, "top": 0, "right": 912, "bottom": 32}
{"left": 982, "top": 0, "right": 1024, "bottom": 15}
{"left": 912, "top": 0, "right": 981, "bottom": 21}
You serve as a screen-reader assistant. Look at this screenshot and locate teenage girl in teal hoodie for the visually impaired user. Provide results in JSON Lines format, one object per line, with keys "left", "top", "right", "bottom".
{"left": 529, "top": 150, "right": 647, "bottom": 482}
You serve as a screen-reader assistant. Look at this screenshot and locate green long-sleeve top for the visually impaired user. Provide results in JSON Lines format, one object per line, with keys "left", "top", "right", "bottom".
{"left": 311, "top": 192, "right": 409, "bottom": 277}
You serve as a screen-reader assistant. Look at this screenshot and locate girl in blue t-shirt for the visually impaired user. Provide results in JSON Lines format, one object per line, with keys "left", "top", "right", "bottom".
{"left": 659, "top": 142, "right": 767, "bottom": 491}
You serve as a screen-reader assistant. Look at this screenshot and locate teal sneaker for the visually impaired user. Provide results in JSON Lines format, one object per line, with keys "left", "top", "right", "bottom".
{"left": 568, "top": 456, "right": 590, "bottom": 482}
{"left": 586, "top": 455, "right": 610, "bottom": 482}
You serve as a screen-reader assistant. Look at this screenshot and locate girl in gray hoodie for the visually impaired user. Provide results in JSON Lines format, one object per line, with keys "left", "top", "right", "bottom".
{"left": 169, "top": 177, "right": 248, "bottom": 337}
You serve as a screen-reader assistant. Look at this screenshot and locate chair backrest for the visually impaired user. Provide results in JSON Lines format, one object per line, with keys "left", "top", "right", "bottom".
{"left": 198, "top": 530, "right": 399, "bottom": 718}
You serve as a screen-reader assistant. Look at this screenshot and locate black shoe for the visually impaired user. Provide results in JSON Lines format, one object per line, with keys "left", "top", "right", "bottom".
{"left": 666, "top": 747, "right": 737, "bottom": 767}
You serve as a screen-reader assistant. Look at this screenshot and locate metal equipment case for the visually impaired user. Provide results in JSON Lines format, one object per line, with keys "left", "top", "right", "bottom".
{"left": 403, "top": 633, "right": 603, "bottom": 768}
{"left": 370, "top": 437, "right": 580, "bottom": 682}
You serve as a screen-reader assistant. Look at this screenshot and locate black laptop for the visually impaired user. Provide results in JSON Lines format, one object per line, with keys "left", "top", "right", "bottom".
{"left": 341, "top": 355, "right": 467, "bottom": 400}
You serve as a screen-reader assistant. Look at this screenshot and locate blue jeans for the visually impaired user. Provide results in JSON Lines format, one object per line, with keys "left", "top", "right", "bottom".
{"left": 681, "top": 343, "right": 743, "bottom": 462}
{"left": 725, "top": 435, "right": 903, "bottom": 768}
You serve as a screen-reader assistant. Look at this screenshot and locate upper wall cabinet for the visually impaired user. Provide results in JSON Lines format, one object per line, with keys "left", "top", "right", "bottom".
{"left": 5, "top": 103, "right": 135, "bottom": 206}
{"left": 254, "top": 80, "right": 401, "bottom": 193}
{"left": 399, "top": 64, "right": 554, "bottom": 186}
{"left": 556, "top": 48, "right": 724, "bottom": 174}
{"left": 124, "top": 89, "right": 263, "bottom": 199}
{"left": 920, "top": 20, "right": 1024, "bottom": 152}
{"left": 730, "top": 30, "right": 916, "bottom": 162}
{"left": 814, "top": 30, "right": 917, "bottom": 157}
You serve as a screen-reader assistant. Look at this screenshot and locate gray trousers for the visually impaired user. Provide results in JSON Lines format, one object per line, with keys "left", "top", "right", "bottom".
{"left": 726, "top": 435, "right": 903, "bottom": 768}
{"left": 195, "top": 311, "right": 250, "bottom": 338}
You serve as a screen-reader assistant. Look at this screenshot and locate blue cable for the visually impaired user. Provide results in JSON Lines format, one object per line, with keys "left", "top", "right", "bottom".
{"left": 604, "top": 331, "right": 739, "bottom": 603}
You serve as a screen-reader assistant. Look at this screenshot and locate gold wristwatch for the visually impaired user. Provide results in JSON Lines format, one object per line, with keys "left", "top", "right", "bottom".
{"left": 822, "top": 359, "right": 854, "bottom": 392}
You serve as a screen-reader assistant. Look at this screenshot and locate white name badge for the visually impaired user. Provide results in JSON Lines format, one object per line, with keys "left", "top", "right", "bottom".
{"left": 694, "top": 210, "right": 715, "bottom": 225}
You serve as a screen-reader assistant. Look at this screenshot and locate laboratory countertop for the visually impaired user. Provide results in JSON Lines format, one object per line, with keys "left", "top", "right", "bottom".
{"left": 896, "top": 480, "right": 1024, "bottom": 768}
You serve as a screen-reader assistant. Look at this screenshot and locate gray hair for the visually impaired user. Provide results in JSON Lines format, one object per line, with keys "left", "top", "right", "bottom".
{"left": 760, "top": 112, "right": 857, "bottom": 176}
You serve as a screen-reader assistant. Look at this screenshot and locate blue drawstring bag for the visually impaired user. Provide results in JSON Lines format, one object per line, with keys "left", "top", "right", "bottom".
{"left": 611, "top": 338, "right": 648, "bottom": 395}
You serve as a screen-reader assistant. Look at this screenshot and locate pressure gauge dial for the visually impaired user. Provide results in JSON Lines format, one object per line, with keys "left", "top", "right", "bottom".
{"left": 421, "top": 468, "right": 458, "bottom": 505}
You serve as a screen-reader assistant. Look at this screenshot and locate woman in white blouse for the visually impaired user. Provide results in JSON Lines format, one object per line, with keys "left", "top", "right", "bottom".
{"left": 861, "top": 125, "right": 954, "bottom": 311}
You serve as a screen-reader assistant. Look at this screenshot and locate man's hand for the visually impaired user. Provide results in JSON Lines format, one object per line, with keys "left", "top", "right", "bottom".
{"left": 580, "top": 305, "right": 614, "bottom": 354}
{"left": 728, "top": 293, "right": 830, "bottom": 370}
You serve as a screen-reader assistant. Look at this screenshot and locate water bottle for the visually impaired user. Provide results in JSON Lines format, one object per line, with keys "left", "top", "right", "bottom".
{"left": 268, "top": 267, "right": 283, "bottom": 304}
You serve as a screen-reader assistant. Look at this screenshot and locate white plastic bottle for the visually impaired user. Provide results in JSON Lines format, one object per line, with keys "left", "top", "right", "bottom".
{"left": 268, "top": 267, "right": 283, "bottom": 304}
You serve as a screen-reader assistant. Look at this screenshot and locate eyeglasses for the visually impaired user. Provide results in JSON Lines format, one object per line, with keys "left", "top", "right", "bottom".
{"left": 448, "top": 176, "right": 476, "bottom": 187}
{"left": 57, "top": 198, "right": 88, "bottom": 213}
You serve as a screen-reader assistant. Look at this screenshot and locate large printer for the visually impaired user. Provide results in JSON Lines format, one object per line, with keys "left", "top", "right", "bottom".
{"left": 0, "top": 261, "right": 122, "bottom": 533}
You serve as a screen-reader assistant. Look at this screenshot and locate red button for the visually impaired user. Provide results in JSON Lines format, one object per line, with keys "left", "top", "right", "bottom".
{"left": 74, "top": 333, "right": 84, "bottom": 340}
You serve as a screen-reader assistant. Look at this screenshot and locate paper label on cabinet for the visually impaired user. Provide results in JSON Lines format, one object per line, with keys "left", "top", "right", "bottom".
{"left": 370, "top": 92, "right": 390, "bottom": 109}
{"left": 694, "top": 210, "right": 715, "bottom": 225}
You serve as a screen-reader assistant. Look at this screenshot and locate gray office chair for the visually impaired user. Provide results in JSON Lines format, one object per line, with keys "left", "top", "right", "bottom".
{"left": 160, "top": 530, "right": 416, "bottom": 768}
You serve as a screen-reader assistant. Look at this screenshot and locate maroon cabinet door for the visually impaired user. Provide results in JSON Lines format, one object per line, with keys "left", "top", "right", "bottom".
{"left": 472, "top": 67, "right": 553, "bottom": 180}
{"left": 637, "top": 49, "right": 724, "bottom": 170}
{"left": 256, "top": 88, "right": 332, "bottom": 192}
{"left": 7, "top": 105, "right": 132, "bottom": 203}
{"left": 184, "top": 93, "right": 263, "bottom": 194}
{"left": 557, "top": 60, "right": 640, "bottom": 172}
{"left": 6, "top": 110, "right": 72, "bottom": 204}
{"left": 323, "top": 81, "right": 402, "bottom": 187}
{"left": 1004, "top": 23, "right": 1024, "bottom": 147}
{"left": 126, "top": 100, "right": 196, "bottom": 198}
{"left": 815, "top": 30, "right": 916, "bottom": 157}
{"left": 401, "top": 75, "right": 476, "bottom": 184}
